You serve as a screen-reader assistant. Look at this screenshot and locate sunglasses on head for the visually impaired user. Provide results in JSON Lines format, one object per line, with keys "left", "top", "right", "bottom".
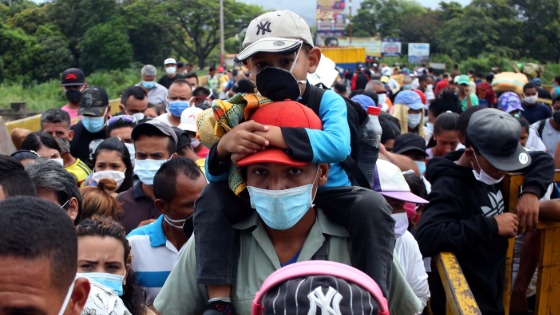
{"left": 106, "top": 115, "right": 137, "bottom": 126}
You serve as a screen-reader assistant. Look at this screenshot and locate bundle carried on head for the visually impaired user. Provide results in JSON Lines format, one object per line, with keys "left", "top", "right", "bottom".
{"left": 197, "top": 93, "right": 272, "bottom": 195}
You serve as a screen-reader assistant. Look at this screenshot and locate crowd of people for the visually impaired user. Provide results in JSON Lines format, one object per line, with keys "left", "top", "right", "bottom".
{"left": 2, "top": 8, "right": 560, "bottom": 315}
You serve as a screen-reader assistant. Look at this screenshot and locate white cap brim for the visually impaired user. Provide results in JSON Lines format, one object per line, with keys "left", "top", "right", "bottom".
{"left": 236, "top": 37, "right": 302, "bottom": 62}
{"left": 178, "top": 123, "right": 196, "bottom": 132}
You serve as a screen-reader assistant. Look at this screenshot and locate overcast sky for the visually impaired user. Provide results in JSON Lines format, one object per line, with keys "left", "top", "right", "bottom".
{"left": 239, "top": 0, "right": 472, "bottom": 26}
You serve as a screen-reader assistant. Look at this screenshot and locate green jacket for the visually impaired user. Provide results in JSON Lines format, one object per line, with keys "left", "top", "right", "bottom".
{"left": 154, "top": 209, "right": 421, "bottom": 314}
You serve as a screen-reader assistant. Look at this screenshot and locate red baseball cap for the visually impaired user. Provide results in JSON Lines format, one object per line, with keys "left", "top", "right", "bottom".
{"left": 237, "top": 101, "right": 322, "bottom": 166}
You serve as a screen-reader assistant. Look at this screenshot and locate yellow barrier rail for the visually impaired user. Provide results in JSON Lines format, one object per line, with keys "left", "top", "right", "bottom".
{"left": 436, "top": 252, "right": 482, "bottom": 315}
{"left": 502, "top": 171, "right": 560, "bottom": 315}
{"left": 4, "top": 99, "right": 121, "bottom": 133}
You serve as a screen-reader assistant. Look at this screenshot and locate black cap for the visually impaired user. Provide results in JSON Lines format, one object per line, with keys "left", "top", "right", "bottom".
{"left": 78, "top": 86, "right": 109, "bottom": 116}
{"left": 467, "top": 108, "right": 531, "bottom": 171}
{"left": 61, "top": 68, "right": 85, "bottom": 86}
{"left": 393, "top": 133, "right": 427, "bottom": 156}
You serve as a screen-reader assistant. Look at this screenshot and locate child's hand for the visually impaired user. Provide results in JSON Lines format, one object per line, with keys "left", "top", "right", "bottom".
{"left": 254, "top": 125, "right": 288, "bottom": 149}
{"left": 217, "top": 121, "right": 270, "bottom": 158}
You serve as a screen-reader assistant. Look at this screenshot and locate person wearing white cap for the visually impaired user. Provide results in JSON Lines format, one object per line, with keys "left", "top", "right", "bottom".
{"left": 372, "top": 160, "right": 430, "bottom": 311}
{"left": 158, "top": 57, "right": 184, "bottom": 89}
{"left": 178, "top": 106, "right": 208, "bottom": 158}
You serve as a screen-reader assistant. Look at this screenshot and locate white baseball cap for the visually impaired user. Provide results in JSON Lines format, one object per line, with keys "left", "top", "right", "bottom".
{"left": 236, "top": 10, "right": 314, "bottom": 62}
{"left": 164, "top": 58, "right": 177, "bottom": 66}
{"left": 178, "top": 106, "right": 203, "bottom": 132}
{"left": 372, "top": 160, "right": 429, "bottom": 204}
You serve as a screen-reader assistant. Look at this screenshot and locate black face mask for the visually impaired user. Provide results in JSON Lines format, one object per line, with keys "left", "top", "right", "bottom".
{"left": 182, "top": 215, "right": 194, "bottom": 238}
{"left": 255, "top": 67, "right": 301, "bottom": 102}
{"left": 553, "top": 111, "right": 560, "bottom": 125}
{"left": 65, "top": 89, "right": 82, "bottom": 104}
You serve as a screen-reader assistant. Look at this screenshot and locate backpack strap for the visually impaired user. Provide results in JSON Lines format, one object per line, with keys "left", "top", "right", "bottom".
{"left": 340, "top": 156, "right": 372, "bottom": 189}
{"left": 537, "top": 119, "right": 547, "bottom": 138}
{"left": 311, "top": 236, "right": 330, "bottom": 260}
{"left": 307, "top": 84, "right": 325, "bottom": 116}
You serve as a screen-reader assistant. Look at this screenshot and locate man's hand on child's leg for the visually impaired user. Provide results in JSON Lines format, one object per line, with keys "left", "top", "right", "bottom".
{"left": 217, "top": 121, "right": 270, "bottom": 158}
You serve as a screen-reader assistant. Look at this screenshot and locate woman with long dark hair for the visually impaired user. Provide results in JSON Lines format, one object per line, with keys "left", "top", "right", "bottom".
{"left": 77, "top": 216, "right": 148, "bottom": 314}
{"left": 85, "top": 137, "right": 134, "bottom": 193}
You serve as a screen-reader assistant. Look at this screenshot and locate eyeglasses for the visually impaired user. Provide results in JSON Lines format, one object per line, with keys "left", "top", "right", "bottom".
{"left": 106, "top": 115, "right": 137, "bottom": 126}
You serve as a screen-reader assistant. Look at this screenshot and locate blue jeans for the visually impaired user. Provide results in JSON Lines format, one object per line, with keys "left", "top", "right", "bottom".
{"left": 193, "top": 183, "right": 395, "bottom": 297}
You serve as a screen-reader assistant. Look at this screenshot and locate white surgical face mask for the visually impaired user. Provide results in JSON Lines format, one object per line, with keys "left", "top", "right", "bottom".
{"left": 91, "top": 170, "right": 126, "bottom": 190}
{"left": 166, "top": 66, "right": 176, "bottom": 75}
{"left": 471, "top": 153, "right": 504, "bottom": 185}
{"left": 124, "top": 143, "right": 135, "bottom": 166}
{"left": 52, "top": 158, "right": 64, "bottom": 166}
{"left": 57, "top": 278, "right": 76, "bottom": 315}
{"left": 164, "top": 214, "right": 187, "bottom": 229}
{"left": 391, "top": 212, "right": 409, "bottom": 238}
{"left": 524, "top": 95, "right": 538, "bottom": 104}
{"left": 408, "top": 113, "right": 422, "bottom": 129}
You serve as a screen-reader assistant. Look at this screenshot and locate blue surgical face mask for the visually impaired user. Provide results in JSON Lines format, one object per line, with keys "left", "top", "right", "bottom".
{"left": 134, "top": 159, "right": 167, "bottom": 185}
{"left": 247, "top": 167, "right": 319, "bottom": 230}
{"left": 415, "top": 160, "right": 426, "bottom": 175}
{"left": 142, "top": 81, "right": 155, "bottom": 89}
{"left": 78, "top": 272, "right": 124, "bottom": 296}
{"left": 168, "top": 100, "right": 190, "bottom": 117}
{"left": 82, "top": 116, "right": 105, "bottom": 133}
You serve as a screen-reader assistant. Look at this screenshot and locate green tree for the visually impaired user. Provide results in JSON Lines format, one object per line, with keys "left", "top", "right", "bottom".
{"left": 0, "top": 22, "right": 39, "bottom": 83}
{"left": 437, "top": 1, "right": 463, "bottom": 21}
{"left": 47, "top": 0, "right": 120, "bottom": 63}
{"left": 511, "top": 0, "right": 560, "bottom": 62}
{"left": 435, "top": 0, "right": 520, "bottom": 60}
{"left": 164, "top": 0, "right": 263, "bottom": 68}
{"left": 7, "top": 5, "right": 49, "bottom": 35}
{"left": 350, "top": 0, "right": 426, "bottom": 38}
{"left": 124, "top": 0, "right": 175, "bottom": 65}
{"left": 78, "top": 18, "right": 133, "bottom": 74}
{"left": 33, "top": 25, "right": 75, "bottom": 82}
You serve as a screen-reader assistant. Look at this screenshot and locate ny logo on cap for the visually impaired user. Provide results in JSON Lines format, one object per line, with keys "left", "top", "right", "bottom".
{"left": 307, "top": 286, "right": 343, "bottom": 315}
{"left": 256, "top": 20, "right": 271, "bottom": 35}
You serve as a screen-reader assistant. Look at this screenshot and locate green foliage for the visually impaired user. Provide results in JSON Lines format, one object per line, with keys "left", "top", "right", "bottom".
{"left": 0, "top": 68, "right": 140, "bottom": 111}
{"left": 78, "top": 18, "right": 134, "bottom": 74}
{"left": 0, "top": 22, "right": 40, "bottom": 83}
{"left": 123, "top": 0, "right": 174, "bottom": 65}
{"left": 164, "top": 0, "right": 264, "bottom": 68}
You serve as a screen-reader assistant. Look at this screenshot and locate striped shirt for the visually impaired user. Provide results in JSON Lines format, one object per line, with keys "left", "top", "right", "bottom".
{"left": 66, "top": 158, "right": 92, "bottom": 187}
{"left": 127, "top": 215, "right": 185, "bottom": 305}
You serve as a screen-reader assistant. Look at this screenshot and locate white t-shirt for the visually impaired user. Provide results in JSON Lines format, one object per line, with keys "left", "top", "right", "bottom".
{"left": 394, "top": 231, "right": 430, "bottom": 310}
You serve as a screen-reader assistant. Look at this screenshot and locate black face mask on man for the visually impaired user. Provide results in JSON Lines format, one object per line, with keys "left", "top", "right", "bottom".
{"left": 255, "top": 67, "right": 303, "bottom": 102}
{"left": 65, "top": 89, "right": 82, "bottom": 104}
{"left": 553, "top": 110, "right": 560, "bottom": 125}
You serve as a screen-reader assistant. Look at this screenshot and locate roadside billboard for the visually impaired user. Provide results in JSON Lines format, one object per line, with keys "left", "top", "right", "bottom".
{"left": 408, "top": 43, "right": 430, "bottom": 64}
{"left": 381, "top": 38, "right": 402, "bottom": 57}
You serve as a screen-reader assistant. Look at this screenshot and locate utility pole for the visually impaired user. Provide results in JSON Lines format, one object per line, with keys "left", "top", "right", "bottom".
{"left": 349, "top": 0, "right": 353, "bottom": 46}
{"left": 219, "top": 0, "right": 225, "bottom": 66}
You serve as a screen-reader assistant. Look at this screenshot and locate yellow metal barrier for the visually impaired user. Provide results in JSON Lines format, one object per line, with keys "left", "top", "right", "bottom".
{"left": 502, "top": 171, "right": 560, "bottom": 315}
{"left": 436, "top": 252, "right": 482, "bottom": 315}
{"left": 4, "top": 99, "right": 121, "bottom": 133}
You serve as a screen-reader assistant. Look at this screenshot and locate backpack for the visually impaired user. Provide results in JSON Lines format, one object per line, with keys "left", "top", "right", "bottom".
{"left": 307, "top": 85, "right": 374, "bottom": 188}
{"left": 536, "top": 119, "right": 547, "bottom": 139}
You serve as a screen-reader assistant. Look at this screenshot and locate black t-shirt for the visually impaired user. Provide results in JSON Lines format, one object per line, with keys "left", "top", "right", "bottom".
{"left": 158, "top": 73, "right": 184, "bottom": 89}
{"left": 70, "top": 121, "right": 107, "bottom": 169}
